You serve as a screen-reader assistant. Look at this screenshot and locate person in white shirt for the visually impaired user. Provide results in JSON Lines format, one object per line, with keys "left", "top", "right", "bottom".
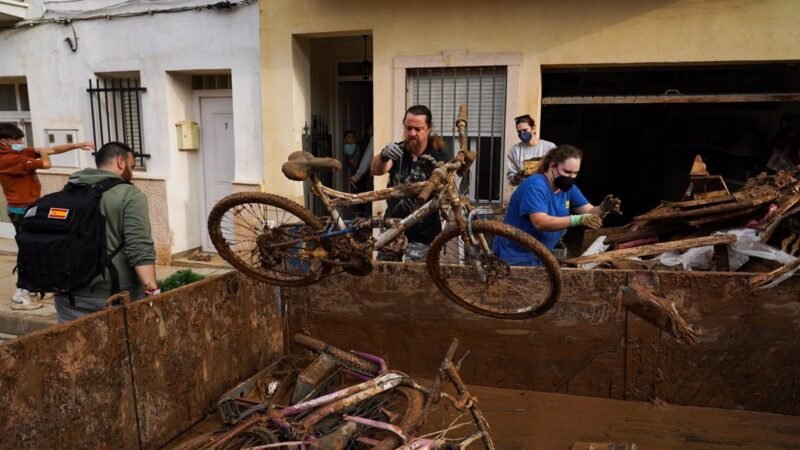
{"left": 506, "top": 114, "right": 556, "bottom": 186}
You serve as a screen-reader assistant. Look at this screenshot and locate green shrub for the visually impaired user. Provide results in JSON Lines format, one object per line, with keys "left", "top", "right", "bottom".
{"left": 158, "top": 269, "right": 205, "bottom": 293}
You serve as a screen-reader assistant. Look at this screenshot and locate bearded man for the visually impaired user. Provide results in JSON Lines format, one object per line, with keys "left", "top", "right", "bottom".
{"left": 371, "top": 105, "right": 449, "bottom": 258}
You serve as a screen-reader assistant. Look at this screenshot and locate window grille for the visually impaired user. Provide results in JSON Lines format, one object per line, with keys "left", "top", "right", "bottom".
{"left": 87, "top": 77, "right": 149, "bottom": 167}
{"left": 407, "top": 66, "right": 507, "bottom": 203}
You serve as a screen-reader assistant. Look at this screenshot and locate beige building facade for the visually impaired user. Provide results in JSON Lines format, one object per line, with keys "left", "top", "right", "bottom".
{"left": 260, "top": 0, "right": 800, "bottom": 209}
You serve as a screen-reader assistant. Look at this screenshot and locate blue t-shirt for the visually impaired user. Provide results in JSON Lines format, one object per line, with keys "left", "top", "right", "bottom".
{"left": 494, "top": 174, "right": 589, "bottom": 265}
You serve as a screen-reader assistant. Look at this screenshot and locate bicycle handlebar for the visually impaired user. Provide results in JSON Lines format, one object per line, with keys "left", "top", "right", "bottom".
{"left": 417, "top": 104, "right": 476, "bottom": 202}
{"left": 417, "top": 150, "right": 473, "bottom": 202}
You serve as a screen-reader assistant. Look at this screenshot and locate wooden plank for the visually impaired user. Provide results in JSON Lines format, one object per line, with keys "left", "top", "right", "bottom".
{"left": 566, "top": 235, "right": 736, "bottom": 265}
{"left": 602, "top": 225, "right": 685, "bottom": 245}
{"left": 749, "top": 257, "right": 800, "bottom": 289}
{"left": 684, "top": 206, "right": 761, "bottom": 227}
{"left": 662, "top": 196, "right": 736, "bottom": 209}
{"left": 634, "top": 194, "right": 776, "bottom": 222}
{"left": 542, "top": 92, "right": 800, "bottom": 105}
{"left": 759, "top": 195, "right": 800, "bottom": 242}
{"left": 713, "top": 244, "right": 730, "bottom": 272}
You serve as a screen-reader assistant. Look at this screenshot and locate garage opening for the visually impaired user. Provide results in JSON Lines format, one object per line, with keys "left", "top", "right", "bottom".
{"left": 541, "top": 63, "right": 800, "bottom": 228}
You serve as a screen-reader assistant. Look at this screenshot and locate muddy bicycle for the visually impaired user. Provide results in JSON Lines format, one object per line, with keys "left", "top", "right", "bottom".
{"left": 172, "top": 335, "right": 493, "bottom": 450}
{"left": 208, "top": 106, "right": 560, "bottom": 319}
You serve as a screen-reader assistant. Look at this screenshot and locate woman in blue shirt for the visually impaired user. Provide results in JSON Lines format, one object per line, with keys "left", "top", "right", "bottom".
{"left": 494, "top": 144, "right": 619, "bottom": 265}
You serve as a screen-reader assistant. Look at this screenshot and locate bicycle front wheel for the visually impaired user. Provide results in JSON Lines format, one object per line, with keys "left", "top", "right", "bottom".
{"left": 208, "top": 192, "right": 326, "bottom": 287}
{"left": 427, "top": 220, "right": 561, "bottom": 320}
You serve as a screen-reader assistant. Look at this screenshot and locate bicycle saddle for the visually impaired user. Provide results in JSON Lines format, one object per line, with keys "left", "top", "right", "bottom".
{"left": 281, "top": 151, "right": 342, "bottom": 181}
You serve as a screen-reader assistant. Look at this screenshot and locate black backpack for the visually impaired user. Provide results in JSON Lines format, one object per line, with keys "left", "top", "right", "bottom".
{"left": 15, "top": 178, "right": 130, "bottom": 295}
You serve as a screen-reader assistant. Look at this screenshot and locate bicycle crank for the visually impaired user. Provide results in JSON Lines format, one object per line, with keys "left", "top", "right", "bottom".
{"left": 323, "top": 251, "right": 374, "bottom": 276}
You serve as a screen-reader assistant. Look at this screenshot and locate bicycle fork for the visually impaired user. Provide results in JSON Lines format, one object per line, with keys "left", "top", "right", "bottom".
{"left": 462, "top": 208, "right": 493, "bottom": 284}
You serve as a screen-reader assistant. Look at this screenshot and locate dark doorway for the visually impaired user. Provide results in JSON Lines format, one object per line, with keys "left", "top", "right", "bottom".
{"left": 307, "top": 34, "right": 373, "bottom": 218}
{"left": 337, "top": 79, "right": 373, "bottom": 191}
{"left": 541, "top": 63, "right": 800, "bottom": 227}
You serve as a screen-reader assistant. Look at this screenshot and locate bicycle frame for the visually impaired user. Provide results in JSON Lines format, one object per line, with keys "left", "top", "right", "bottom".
{"left": 309, "top": 170, "right": 470, "bottom": 252}
{"left": 266, "top": 371, "right": 426, "bottom": 437}
{"left": 207, "top": 339, "right": 493, "bottom": 450}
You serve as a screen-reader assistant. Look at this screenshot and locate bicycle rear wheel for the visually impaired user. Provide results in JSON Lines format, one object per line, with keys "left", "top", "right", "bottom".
{"left": 427, "top": 220, "right": 561, "bottom": 320}
{"left": 208, "top": 192, "right": 326, "bottom": 287}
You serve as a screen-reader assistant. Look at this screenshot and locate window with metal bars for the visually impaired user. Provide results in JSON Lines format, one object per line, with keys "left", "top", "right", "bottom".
{"left": 87, "top": 76, "right": 149, "bottom": 167}
{"left": 407, "top": 66, "right": 507, "bottom": 203}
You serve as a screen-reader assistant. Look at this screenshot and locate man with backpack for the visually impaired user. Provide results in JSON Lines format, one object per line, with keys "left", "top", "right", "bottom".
{"left": 48, "top": 142, "right": 158, "bottom": 322}
{"left": 0, "top": 123, "right": 95, "bottom": 309}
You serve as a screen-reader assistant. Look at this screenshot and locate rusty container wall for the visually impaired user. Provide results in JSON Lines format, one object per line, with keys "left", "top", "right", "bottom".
{"left": 127, "top": 274, "right": 283, "bottom": 449}
{"left": 285, "top": 263, "right": 800, "bottom": 416}
{"left": 0, "top": 273, "right": 282, "bottom": 449}
{"left": 0, "top": 307, "right": 137, "bottom": 449}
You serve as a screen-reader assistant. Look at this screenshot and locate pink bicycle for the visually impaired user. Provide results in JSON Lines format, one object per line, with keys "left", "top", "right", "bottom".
{"left": 171, "top": 336, "right": 493, "bottom": 450}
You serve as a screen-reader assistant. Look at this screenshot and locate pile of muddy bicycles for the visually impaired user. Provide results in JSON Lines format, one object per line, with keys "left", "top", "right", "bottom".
{"left": 208, "top": 105, "right": 561, "bottom": 320}
{"left": 172, "top": 335, "right": 494, "bottom": 450}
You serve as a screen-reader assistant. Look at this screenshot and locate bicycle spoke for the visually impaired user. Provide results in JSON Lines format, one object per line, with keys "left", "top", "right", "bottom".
{"left": 208, "top": 194, "right": 328, "bottom": 286}
{"left": 428, "top": 221, "right": 561, "bottom": 319}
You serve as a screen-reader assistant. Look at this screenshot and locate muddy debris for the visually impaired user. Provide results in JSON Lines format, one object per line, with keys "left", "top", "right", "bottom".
{"left": 168, "top": 336, "right": 495, "bottom": 450}
{"left": 570, "top": 156, "right": 800, "bottom": 290}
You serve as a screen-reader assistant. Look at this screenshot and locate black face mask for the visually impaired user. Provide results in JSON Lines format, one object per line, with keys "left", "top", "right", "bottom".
{"left": 554, "top": 176, "right": 574, "bottom": 191}
{"left": 552, "top": 166, "right": 575, "bottom": 191}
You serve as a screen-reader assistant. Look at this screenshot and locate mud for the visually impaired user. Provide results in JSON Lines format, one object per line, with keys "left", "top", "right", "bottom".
{"left": 0, "top": 305, "right": 136, "bottom": 449}
{"left": 167, "top": 378, "right": 800, "bottom": 449}
{"left": 426, "top": 384, "right": 800, "bottom": 449}
{"left": 3, "top": 264, "right": 800, "bottom": 448}
{"left": 0, "top": 273, "right": 281, "bottom": 449}
{"left": 126, "top": 276, "right": 282, "bottom": 448}
{"left": 285, "top": 263, "right": 800, "bottom": 416}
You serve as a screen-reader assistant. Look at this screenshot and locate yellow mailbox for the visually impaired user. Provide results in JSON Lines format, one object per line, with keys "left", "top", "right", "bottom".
{"left": 176, "top": 121, "right": 200, "bottom": 151}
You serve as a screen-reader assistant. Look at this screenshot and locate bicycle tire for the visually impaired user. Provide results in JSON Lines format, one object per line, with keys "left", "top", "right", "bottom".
{"left": 292, "top": 334, "right": 380, "bottom": 376}
{"left": 426, "top": 220, "right": 561, "bottom": 320}
{"left": 216, "top": 426, "right": 284, "bottom": 450}
{"left": 170, "top": 426, "right": 287, "bottom": 450}
{"left": 169, "top": 432, "right": 218, "bottom": 450}
{"left": 310, "top": 386, "right": 425, "bottom": 450}
{"left": 208, "top": 192, "right": 325, "bottom": 287}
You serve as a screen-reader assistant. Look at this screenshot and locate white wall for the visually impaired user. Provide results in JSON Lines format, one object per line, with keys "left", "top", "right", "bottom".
{"left": 0, "top": 0, "right": 262, "bottom": 253}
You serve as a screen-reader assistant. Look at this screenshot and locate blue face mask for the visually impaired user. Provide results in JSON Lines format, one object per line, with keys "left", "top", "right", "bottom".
{"left": 343, "top": 143, "right": 358, "bottom": 157}
{"left": 10, "top": 143, "right": 25, "bottom": 152}
{"left": 518, "top": 131, "right": 533, "bottom": 143}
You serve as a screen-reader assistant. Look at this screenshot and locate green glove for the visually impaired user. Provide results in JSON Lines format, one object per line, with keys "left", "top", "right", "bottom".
{"left": 570, "top": 214, "right": 603, "bottom": 230}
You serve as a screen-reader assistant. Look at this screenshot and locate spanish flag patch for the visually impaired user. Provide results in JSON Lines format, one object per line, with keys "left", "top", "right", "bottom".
{"left": 48, "top": 208, "right": 70, "bottom": 220}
